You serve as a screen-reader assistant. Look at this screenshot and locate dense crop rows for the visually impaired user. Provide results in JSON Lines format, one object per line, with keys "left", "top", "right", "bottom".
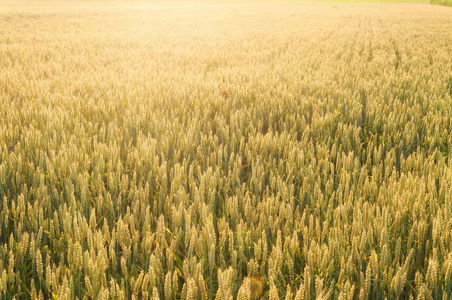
{"left": 1, "top": 1, "right": 452, "bottom": 299}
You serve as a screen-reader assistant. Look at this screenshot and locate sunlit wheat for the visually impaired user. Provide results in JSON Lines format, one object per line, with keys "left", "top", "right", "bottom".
{"left": 0, "top": 0, "right": 452, "bottom": 299}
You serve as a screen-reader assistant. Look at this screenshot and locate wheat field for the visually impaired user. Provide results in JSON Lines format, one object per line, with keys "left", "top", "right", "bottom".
{"left": 1, "top": 1, "right": 452, "bottom": 299}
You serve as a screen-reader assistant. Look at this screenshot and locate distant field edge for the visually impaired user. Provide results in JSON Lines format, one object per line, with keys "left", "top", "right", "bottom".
{"left": 431, "top": 0, "right": 452, "bottom": 6}
{"left": 256, "top": 0, "right": 430, "bottom": 3}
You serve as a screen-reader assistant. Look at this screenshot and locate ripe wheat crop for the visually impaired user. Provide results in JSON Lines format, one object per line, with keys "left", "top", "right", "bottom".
{"left": 1, "top": 1, "right": 452, "bottom": 299}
